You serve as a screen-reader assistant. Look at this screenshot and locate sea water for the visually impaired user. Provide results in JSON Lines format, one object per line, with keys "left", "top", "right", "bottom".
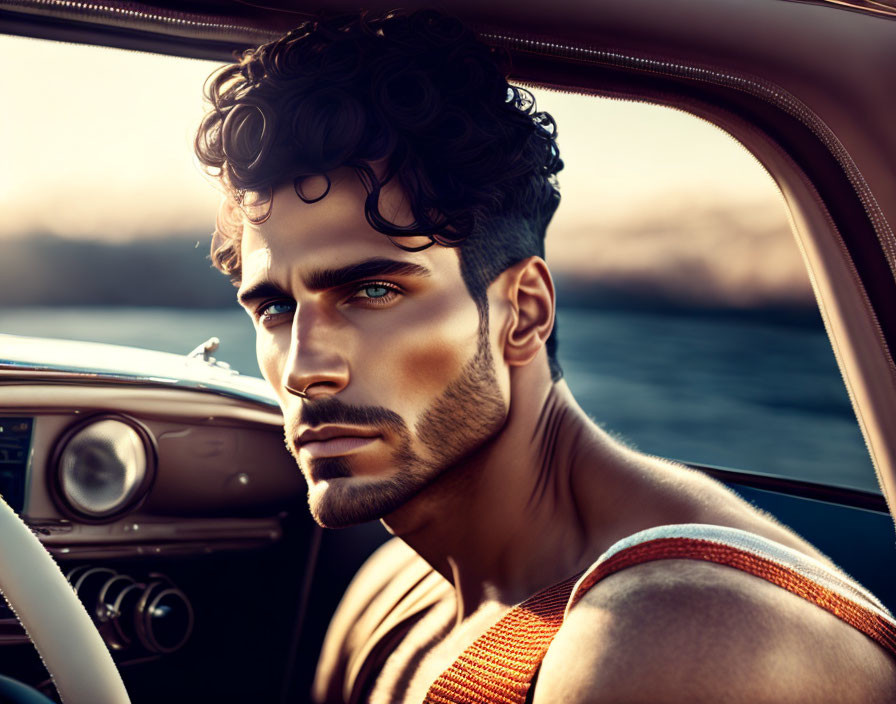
{"left": 0, "top": 305, "right": 876, "bottom": 493}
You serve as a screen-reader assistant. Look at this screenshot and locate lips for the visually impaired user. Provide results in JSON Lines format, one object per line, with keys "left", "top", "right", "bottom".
{"left": 297, "top": 425, "right": 380, "bottom": 458}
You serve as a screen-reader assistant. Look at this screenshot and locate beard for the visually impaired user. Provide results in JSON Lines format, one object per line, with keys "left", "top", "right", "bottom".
{"left": 283, "top": 332, "right": 507, "bottom": 528}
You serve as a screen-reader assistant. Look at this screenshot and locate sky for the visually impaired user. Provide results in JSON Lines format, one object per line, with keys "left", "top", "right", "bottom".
{"left": 0, "top": 34, "right": 812, "bottom": 306}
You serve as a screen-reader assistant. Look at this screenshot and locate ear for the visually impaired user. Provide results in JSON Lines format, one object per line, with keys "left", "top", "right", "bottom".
{"left": 501, "top": 256, "right": 556, "bottom": 368}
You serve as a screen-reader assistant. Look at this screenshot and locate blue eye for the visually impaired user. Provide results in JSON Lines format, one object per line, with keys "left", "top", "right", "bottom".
{"left": 260, "top": 300, "right": 295, "bottom": 318}
{"left": 362, "top": 286, "right": 389, "bottom": 299}
{"left": 349, "top": 282, "right": 401, "bottom": 305}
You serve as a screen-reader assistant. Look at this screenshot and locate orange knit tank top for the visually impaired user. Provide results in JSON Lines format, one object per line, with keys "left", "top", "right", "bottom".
{"left": 424, "top": 524, "right": 896, "bottom": 704}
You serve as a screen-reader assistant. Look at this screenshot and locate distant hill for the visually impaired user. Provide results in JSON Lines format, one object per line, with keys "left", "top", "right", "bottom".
{"left": 0, "top": 234, "right": 235, "bottom": 307}
{"left": 0, "top": 233, "right": 820, "bottom": 327}
{"left": 552, "top": 272, "right": 820, "bottom": 327}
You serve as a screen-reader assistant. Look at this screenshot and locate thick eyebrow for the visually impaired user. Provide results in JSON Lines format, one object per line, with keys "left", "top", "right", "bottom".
{"left": 237, "top": 280, "right": 287, "bottom": 309}
{"left": 237, "top": 257, "right": 432, "bottom": 308}
{"left": 304, "top": 257, "right": 432, "bottom": 292}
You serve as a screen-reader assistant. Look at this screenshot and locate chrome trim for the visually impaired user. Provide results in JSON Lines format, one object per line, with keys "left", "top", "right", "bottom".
{"left": 50, "top": 413, "right": 157, "bottom": 523}
{"left": 0, "top": 0, "right": 278, "bottom": 42}
{"left": 187, "top": 337, "right": 223, "bottom": 364}
{"left": 0, "top": 370, "right": 280, "bottom": 409}
{"left": 0, "top": 334, "right": 280, "bottom": 409}
{"left": 780, "top": 0, "right": 896, "bottom": 20}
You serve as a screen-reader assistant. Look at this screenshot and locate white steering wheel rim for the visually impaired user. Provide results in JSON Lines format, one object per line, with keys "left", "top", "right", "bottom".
{"left": 0, "top": 496, "right": 130, "bottom": 704}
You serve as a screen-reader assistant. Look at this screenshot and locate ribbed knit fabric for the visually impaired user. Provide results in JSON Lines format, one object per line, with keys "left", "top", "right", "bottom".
{"left": 423, "top": 571, "right": 582, "bottom": 704}
{"left": 424, "top": 524, "right": 896, "bottom": 704}
{"left": 568, "top": 537, "right": 896, "bottom": 656}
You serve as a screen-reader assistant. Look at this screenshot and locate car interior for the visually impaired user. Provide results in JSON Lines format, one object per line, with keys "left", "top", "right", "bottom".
{"left": 2, "top": 1, "right": 896, "bottom": 703}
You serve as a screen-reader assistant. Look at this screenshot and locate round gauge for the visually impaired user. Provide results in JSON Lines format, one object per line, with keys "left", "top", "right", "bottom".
{"left": 137, "top": 583, "right": 194, "bottom": 654}
{"left": 53, "top": 416, "right": 154, "bottom": 520}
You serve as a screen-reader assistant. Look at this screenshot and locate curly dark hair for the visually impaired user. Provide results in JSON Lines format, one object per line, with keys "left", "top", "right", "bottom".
{"left": 195, "top": 9, "right": 563, "bottom": 380}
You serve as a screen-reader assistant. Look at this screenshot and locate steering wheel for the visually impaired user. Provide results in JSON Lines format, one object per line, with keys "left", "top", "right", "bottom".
{"left": 0, "top": 496, "right": 130, "bottom": 704}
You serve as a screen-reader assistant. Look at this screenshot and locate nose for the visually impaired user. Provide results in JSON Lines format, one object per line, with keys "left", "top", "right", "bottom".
{"left": 282, "top": 303, "right": 349, "bottom": 399}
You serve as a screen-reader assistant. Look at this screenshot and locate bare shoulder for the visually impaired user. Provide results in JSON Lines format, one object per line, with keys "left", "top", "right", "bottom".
{"left": 533, "top": 559, "right": 896, "bottom": 704}
{"left": 313, "top": 538, "right": 444, "bottom": 703}
{"left": 320, "top": 538, "right": 426, "bottom": 651}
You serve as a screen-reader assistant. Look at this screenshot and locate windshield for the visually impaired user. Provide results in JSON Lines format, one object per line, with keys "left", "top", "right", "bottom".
{"left": 0, "top": 35, "right": 875, "bottom": 493}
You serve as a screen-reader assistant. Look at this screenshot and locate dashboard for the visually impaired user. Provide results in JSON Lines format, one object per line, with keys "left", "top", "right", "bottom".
{"left": 2, "top": 383, "right": 302, "bottom": 555}
{"left": 0, "top": 376, "right": 312, "bottom": 700}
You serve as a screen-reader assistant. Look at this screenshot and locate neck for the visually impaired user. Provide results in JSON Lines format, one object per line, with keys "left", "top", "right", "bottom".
{"left": 382, "top": 373, "right": 632, "bottom": 621}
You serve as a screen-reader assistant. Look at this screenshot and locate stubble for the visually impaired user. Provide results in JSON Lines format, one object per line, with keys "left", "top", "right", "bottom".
{"left": 284, "top": 333, "right": 506, "bottom": 527}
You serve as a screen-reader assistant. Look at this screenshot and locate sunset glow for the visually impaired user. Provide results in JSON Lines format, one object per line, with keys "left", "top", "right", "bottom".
{"left": 0, "top": 34, "right": 804, "bottom": 304}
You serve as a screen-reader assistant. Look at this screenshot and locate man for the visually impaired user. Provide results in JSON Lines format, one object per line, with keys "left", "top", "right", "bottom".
{"left": 195, "top": 10, "right": 896, "bottom": 703}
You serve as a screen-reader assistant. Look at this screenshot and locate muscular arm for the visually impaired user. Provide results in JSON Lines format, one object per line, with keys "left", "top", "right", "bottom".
{"left": 533, "top": 560, "right": 896, "bottom": 704}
